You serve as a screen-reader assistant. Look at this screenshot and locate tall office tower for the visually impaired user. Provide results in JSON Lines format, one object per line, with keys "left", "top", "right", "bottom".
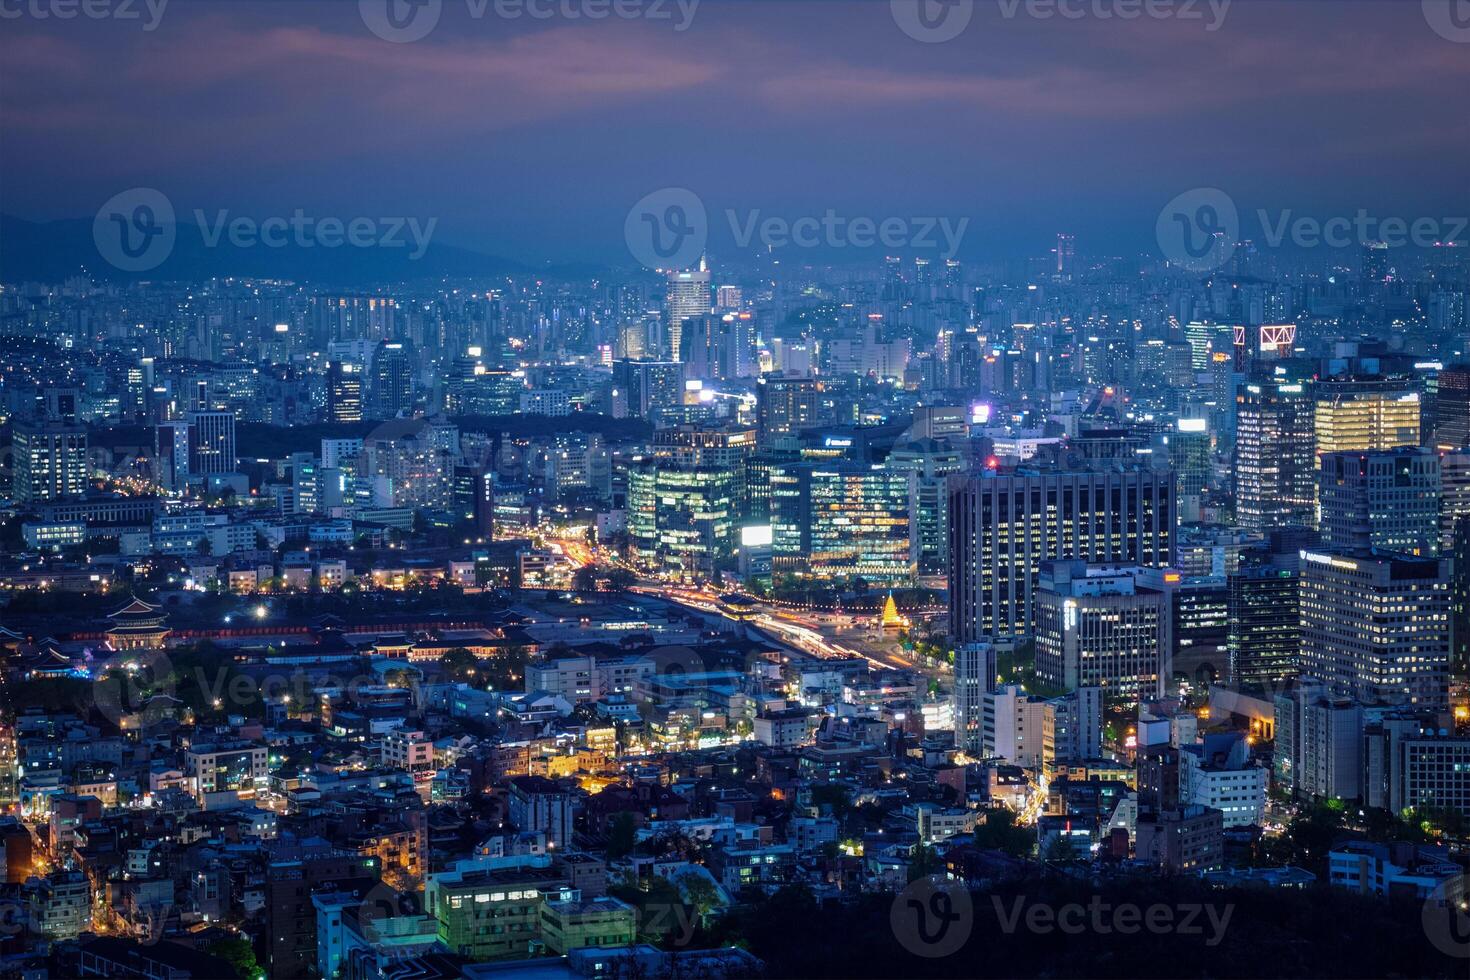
{"left": 1443, "top": 451, "right": 1470, "bottom": 675}
{"left": 471, "top": 469, "right": 495, "bottom": 538}
{"left": 770, "top": 462, "right": 915, "bottom": 587}
{"left": 948, "top": 465, "right": 1175, "bottom": 645}
{"left": 1033, "top": 562, "right": 1169, "bottom": 702}
{"left": 681, "top": 315, "right": 728, "bottom": 380}
{"left": 1318, "top": 448, "right": 1440, "bottom": 556}
{"left": 627, "top": 460, "right": 738, "bottom": 580}
{"left": 326, "top": 362, "right": 364, "bottom": 423}
{"left": 154, "top": 421, "right": 190, "bottom": 492}
{"left": 1234, "top": 378, "right": 1316, "bottom": 530}
{"left": 1162, "top": 419, "right": 1212, "bottom": 523}
{"left": 187, "top": 411, "right": 236, "bottom": 476}
{"left": 1299, "top": 549, "right": 1450, "bottom": 707}
{"left": 1433, "top": 364, "right": 1470, "bottom": 450}
{"left": 12, "top": 421, "right": 88, "bottom": 503}
{"left": 651, "top": 424, "right": 758, "bottom": 519}
{"left": 371, "top": 341, "right": 414, "bottom": 419}
{"left": 613, "top": 359, "right": 683, "bottom": 420}
{"left": 886, "top": 438, "right": 966, "bottom": 576}
{"left": 1361, "top": 240, "right": 1392, "bottom": 293}
{"left": 725, "top": 311, "right": 758, "bottom": 378}
{"left": 1055, "top": 233, "right": 1075, "bottom": 279}
{"left": 665, "top": 259, "right": 710, "bottom": 363}
{"left": 1313, "top": 376, "right": 1421, "bottom": 457}
{"left": 953, "top": 643, "right": 997, "bottom": 756}
{"left": 756, "top": 373, "right": 821, "bottom": 444}
{"left": 1227, "top": 552, "right": 1300, "bottom": 688}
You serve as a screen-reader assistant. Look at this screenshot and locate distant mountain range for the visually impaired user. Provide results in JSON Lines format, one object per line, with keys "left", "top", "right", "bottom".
{"left": 0, "top": 213, "right": 608, "bottom": 286}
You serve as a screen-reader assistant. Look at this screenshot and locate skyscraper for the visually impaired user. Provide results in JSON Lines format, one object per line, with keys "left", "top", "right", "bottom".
{"left": 371, "top": 341, "right": 414, "bottom": 419}
{"left": 1227, "top": 554, "right": 1300, "bottom": 688}
{"left": 12, "top": 421, "right": 88, "bottom": 503}
{"left": 1318, "top": 448, "right": 1440, "bottom": 556}
{"left": 1234, "top": 378, "right": 1316, "bottom": 530}
{"left": 1313, "top": 376, "right": 1421, "bottom": 457}
{"left": 187, "top": 411, "right": 236, "bottom": 476}
{"left": 1299, "top": 549, "right": 1450, "bottom": 707}
{"left": 756, "top": 373, "right": 820, "bottom": 444}
{"left": 665, "top": 259, "right": 710, "bottom": 364}
{"left": 770, "top": 462, "right": 915, "bottom": 587}
{"left": 1034, "top": 561, "right": 1169, "bottom": 701}
{"left": 327, "top": 362, "right": 364, "bottom": 423}
{"left": 948, "top": 465, "right": 1175, "bottom": 645}
{"left": 1433, "top": 363, "right": 1470, "bottom": 450}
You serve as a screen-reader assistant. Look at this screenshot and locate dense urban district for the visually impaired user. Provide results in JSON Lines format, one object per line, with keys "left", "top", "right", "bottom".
{"left": 1, "top": 244, "right": 1469, "bottom": 978}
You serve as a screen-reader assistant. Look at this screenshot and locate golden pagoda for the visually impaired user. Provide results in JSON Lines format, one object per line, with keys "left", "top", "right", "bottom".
{"left": 880, "top": 593, "right": 908, "bottom": 630}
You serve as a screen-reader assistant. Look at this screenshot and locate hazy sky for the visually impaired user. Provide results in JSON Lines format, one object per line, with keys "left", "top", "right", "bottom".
{"left": 2, "top": 0, "right": 1467, "bottom": 265}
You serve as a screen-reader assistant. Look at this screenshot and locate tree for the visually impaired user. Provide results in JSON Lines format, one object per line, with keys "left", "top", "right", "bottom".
{"left": 205, "top": 935, "right": 261, "bottom": 980}
{"left": 608, "top": 567, "right": 637, "bottom": 591}
{"left": 974, "top": 807, "right": 1034, "bottom": 859}
{"left": 440, "top": 647, "right": 478, "bottom": 683}
{"left": 572, "top": 565, "right": 600, "bottom": 591}
{"left": 906, "top": 843, "right": 943, "bottom": 881}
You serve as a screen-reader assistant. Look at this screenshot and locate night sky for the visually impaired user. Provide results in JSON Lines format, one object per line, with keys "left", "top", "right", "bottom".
{"left": 2, "top": 0, "right": 1467, "bottom": 265}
